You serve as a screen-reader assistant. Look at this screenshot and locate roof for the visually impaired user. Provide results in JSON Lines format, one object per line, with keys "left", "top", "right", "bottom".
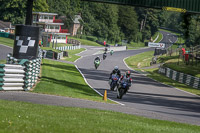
{"left": 33, "top": 12, "right": 58, "bottom": 16}
{"left": 73, "top": 15, "right": 82, "bottom": 24}
{"left": 0, "top": 20, "right": 15, "bottom": 29}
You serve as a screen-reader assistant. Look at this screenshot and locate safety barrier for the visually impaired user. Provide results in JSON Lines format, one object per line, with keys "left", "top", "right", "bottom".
{"left": 55, "top": 45, "right": 81, "bottom": 51}
{"left": 0, "top": 64, "right": 25, "bottom": 90}
{"left": 0, "top": 48, "right": 42, "bottom": 91}
{"left": 158, "top": 66, "right": 200, "bottom": 89}
{"left": 109, "top": 46, "right": 127, "bottom": 51}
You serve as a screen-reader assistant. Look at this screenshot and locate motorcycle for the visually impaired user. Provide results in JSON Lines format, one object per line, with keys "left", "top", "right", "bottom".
{"left": 103, "top": 53, "right": 107, "bottom": 60}
{"left": 110, "top": 50, "right": 114, "bottom": 56}
{"left": 109, "top": 74, "right": 119, "bottom": 91}
{"left": 94, "top": 60, "right": 100, "bottom": 69}
{"left": 117, "top": 80, "right": 129, "bottom": 99}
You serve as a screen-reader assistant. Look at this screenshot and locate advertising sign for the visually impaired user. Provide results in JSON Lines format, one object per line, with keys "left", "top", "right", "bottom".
{"left": 148, "top": 42, "right": 165, "bottom": 48}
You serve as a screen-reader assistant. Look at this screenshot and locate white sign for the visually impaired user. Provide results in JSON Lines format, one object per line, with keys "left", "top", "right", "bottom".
{"left": 148, "top": 42, "right": 165, "bottom": 48}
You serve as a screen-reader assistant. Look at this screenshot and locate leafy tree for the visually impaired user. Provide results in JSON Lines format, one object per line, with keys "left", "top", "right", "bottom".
{"left": 0, "top": 0, "right": 48, "bottom": 24}
{"left": 118, "top": 5, "right": 139, "bottom": 42}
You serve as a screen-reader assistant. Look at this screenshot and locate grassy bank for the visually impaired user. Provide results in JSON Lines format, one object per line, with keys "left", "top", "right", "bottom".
{"left": 68, "top": 36, "right": 102, "bottom": 46}
{"left": 33, "top": 59, "right": 111, "bottom": 103}
{"left": 159, "top": 55, "right": 200, "bottom": 78}
{"left": 62, "top": 48, "right": 85, "bottom": 62}
{"left": 125, "top": 51, "right": 154, "bottom": 68}
{"left": 125, "top": 51, "right": 200, "bottom": 95}
{"left": 0, "top": 100, "right": 199, "bottom": 133}
{"left": 0, "top": 37, "right": 14, "bottom": 47}
{"left": 0, "top": 59, "right": 6, "bottom": 64}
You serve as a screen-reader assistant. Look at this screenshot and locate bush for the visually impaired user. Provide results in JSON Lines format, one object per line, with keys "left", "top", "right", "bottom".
{"left": 86, "top": 36, "right": 97, "bottom": 42}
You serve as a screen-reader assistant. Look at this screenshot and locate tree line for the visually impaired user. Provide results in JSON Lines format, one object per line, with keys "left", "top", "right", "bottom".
{"left": 0, "top": 0, "right": 200, "bottom": 46}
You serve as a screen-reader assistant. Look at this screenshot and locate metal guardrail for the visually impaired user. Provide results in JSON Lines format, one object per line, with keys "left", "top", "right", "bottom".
{"left": 158, "top": 66, "right": 200, "bottom": 89}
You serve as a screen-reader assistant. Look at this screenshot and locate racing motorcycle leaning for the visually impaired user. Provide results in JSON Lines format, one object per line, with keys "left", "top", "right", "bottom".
{"left": 117, "top": 77, "right": 132, "bottom": 99}
{"left": 109, "top": 74, "right": 119, "bottom": 91}
{"left": 94, "top": 60, "right": 100, "bottom": 69}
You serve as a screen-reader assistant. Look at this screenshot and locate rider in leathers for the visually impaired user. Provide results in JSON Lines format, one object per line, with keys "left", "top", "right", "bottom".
{"left": 118, "top": 70, "right": 132, "bottom": 93}
{"left": 109, "top": 66, "right": 121, "bottom": 79}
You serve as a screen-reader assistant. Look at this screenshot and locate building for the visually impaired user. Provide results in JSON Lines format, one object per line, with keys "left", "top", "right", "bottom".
{"left": 32, "top": 12, "right": 70, "bottom": 44}
{"left": 70, "top": 15, "right": 83, "bottom": 36}
{"left": 0, "top": 20, "right": 15, "bottom": 33}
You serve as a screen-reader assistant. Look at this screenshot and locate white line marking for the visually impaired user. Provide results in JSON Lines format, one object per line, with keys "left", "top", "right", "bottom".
{"left": 0, "top": 44, "right": 12, "bottom": 49}
{"left": 74, "top": 56, "right": 83, "bottom": 63}
{"left": 74, "top": 48, "right": 87, "bottom": 63}
{"left": 75, "top": 65, "right": 125, "bottom": 105}
{"left": 153, "top": 34, "right": 159, "bottom": 43}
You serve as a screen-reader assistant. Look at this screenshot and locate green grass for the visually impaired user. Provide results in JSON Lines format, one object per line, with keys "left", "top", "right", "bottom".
{"left": 163, "top": 60, "right": 200, "bottom": 78}
{"left": 144, "top": 68, "right": 200, "bottom": 96}
{"left": 125, "top": 51, "right": 154, "bottom": 68}
{"left": 125, "top": 51, "right": 200, "bottom": 95}
{"left": 33, "top": 59, "right": 112, "bottom": 103}
{"left": 68, "top": 36, "right": 102, "bottom": 46}
{"left": 0, "top": 100, "right": 199, "bottom": 133}
{"left": 157, "top": 53, "right": 200, "bottom": 77}
{"left": 0, "top": 37, "right": 14, "bottom": 47}
{"left": 152, "top": 31, "right": 159, "bottom": 41}
{"left": 62, "top": 48, "right": 85, "bottom": 62}
{"left": 0, "top": 59, "right": 6, "bottom": 64}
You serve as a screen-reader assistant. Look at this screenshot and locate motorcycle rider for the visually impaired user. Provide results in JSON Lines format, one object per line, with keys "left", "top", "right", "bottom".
{"left": 110, "top": 50, "right": 114, "bottom": 55}
{"left": 109, "top": 66, "right": 121, "bottom": 79}
{"left": 94, "top": 56, "right": 101, "bottom": 62}
{"left": 103, "top": 52, "right": 107, "bottom": 59}
{"left": 118, "top": 70, "right": 132, "bottom": 93}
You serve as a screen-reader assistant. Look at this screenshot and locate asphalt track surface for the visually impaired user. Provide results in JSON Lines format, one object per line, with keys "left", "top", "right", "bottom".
{"left": 0, "top": 31, "right": 200, "bottom": 126}
{"left": 0, "top": 44, "right": 12, "bottom": 60}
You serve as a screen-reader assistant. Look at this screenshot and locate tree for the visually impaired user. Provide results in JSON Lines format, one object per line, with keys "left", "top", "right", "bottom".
{"left": 118, "top": 6, "right": 139, "bottom": 42}
{"left": 0, "top": 0, "right": 49, "bottom": 24}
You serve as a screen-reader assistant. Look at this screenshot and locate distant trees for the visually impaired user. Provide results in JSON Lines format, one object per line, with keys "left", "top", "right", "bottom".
{"left": 0, "top": 0, "right": 48, "bottom": 24}
{"left": 1, "top": 0, "right": 199, "bottom": 46}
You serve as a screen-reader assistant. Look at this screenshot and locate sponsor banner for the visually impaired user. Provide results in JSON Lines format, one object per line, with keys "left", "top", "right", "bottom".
{"left": 148, "top": 42, "right": 165, "bottom": 48}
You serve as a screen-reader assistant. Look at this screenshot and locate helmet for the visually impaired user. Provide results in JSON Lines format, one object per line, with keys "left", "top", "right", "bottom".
{"left": 114, "top": 66, "right": 118, "bottom": 71}
{"left": 97, "top": 56, "right": 99, "bottom": 58}
{"left": 126, "top": 71, "right": 131, "bottom": 76}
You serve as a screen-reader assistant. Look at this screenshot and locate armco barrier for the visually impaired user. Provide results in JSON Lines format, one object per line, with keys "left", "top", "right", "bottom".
{"left": 158, "top": 66, "right": 200, "bottom": 89}
{"left": 0, "top": 48, "right": 42, "bottom": 91}
{"left": 55, "top": 45, "right": 81, "bottom": 51}
{"left": 109, "top": 46, "right": 127, "bottom": 51}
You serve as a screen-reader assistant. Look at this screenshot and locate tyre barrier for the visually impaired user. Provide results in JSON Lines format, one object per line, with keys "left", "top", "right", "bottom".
{"left": 0, "top": 48, "right": 42, "bottom": 91}
{"left": 158, "top": 66, "right": 200, "bottom": 89}
{"left": 43, "top": 50, "right": 64, "bottom": 60}
{"left": 55, "top": 45, "right": 81, "bottom": 51}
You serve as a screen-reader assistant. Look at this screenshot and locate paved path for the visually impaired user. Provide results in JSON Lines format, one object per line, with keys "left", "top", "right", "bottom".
{"left": 0, "top": 44, "right": 12, "bottom": 60}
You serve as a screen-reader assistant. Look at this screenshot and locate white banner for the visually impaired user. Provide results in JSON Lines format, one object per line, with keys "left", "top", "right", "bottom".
{"left": 148, "top": 42, "right": 165, "bottom": 48}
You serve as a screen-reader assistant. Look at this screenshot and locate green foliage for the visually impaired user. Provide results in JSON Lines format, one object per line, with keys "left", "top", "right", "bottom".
{"left": 0, "top": 0, "right": 48, "bottom": 24}
{"left": 33, "top": 0, "right": 49, "bottom": 12}
{"left": 118, "top": 6, "right": 139, "bottom": 42}
{"left": 0, "top": 0, "right": 26, "bottom": 24}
